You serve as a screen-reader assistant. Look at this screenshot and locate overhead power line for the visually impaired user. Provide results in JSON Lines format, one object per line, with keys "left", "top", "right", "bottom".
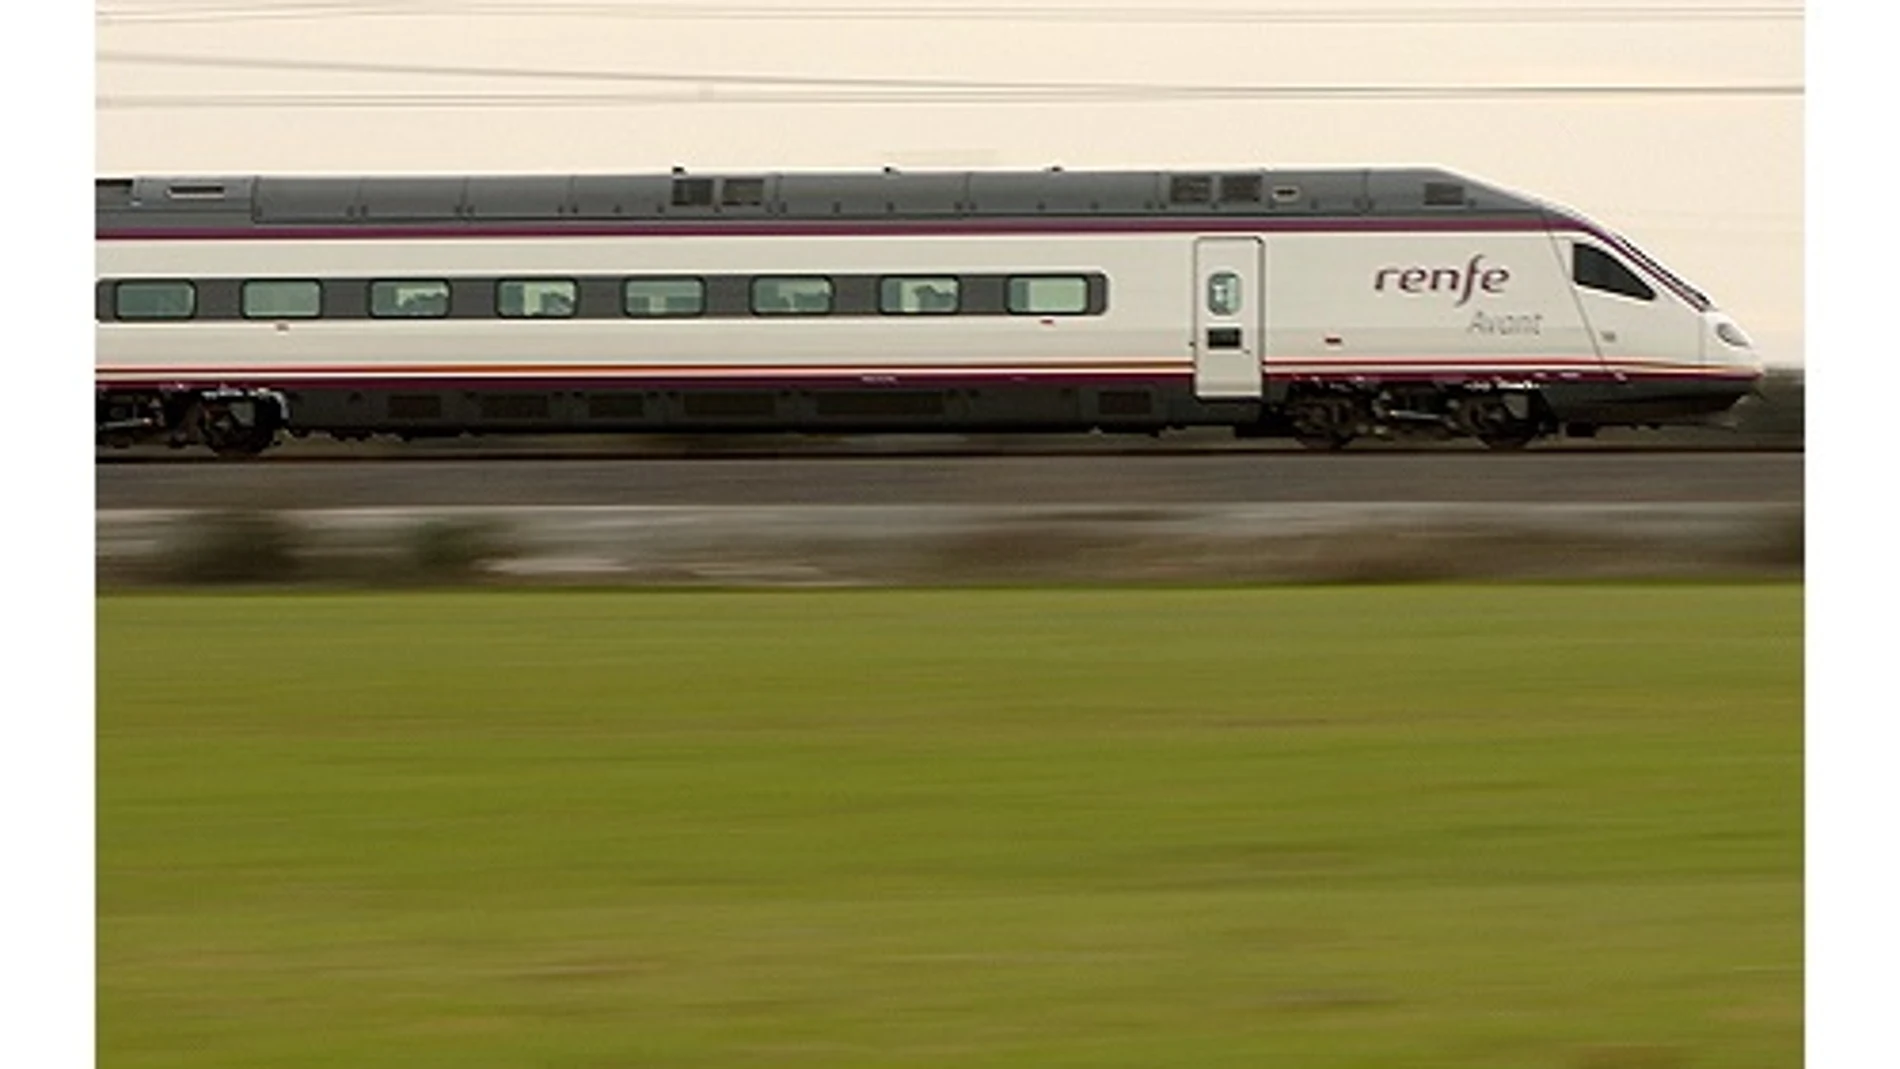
{"left": 95, "top": 1, "right": 1805, "bottom": 26}
{"left": 96, "top": 50, "right": 1807, "bottom": 100}
{"left": 96, "top": 84, "right": 1805, "bottom": 109}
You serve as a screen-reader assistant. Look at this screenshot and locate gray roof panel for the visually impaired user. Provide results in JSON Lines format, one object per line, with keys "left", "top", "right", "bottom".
{"left": 255, "top": 178, "right": 363, "bottom": 224}
{"left": 569, "top": 175, "right": 672, "bottom": 219}
{"left": 464, "top": 176, "right": 573, "bottom": 220}
{"left": 1365, "top": 169, "right": 1539, "bottom": 215}
{"left": 775, "top": 171, "right": 965, "bottom": 217}
{"left": 99, "top": 167, "right": 1545, "bottom": 230}
{"left": 357, "top": 178, "right": 467, "bottom": 222}
{"left": 1257, "top": 170, "right": 1370, "bottom": 215}
{"left": 965, "top": 170, "right": 1162, "bottom": 215}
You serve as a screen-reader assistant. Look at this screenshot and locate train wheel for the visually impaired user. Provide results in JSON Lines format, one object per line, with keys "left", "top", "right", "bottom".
{"left": 1288, "top": 394, "right": 1362, "bottom": 451}
{"left": 1461, "top": 395, "right": 1540, "bottom": 451}
{"left": 199, "top": 399, "right": 280, "bottom": 458}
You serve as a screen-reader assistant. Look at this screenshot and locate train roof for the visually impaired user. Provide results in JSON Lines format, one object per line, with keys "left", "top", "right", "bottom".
{"left": 95, "top": 166, "right": 1546, "bottom": 231}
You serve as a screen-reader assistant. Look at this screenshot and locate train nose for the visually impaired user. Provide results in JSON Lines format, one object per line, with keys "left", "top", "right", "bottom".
{"left": 1707, "top": 314, "right": 1765, "bottom": 378}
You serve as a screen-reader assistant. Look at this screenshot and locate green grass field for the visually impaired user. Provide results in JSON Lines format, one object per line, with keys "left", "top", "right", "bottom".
{"left": 98, "top": 586, "right": 1802, "bottom": 1068}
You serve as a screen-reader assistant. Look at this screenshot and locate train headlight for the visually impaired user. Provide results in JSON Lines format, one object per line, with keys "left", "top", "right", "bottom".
{"left": 1715, "top": 321, "right": 1752, "bottom": 348}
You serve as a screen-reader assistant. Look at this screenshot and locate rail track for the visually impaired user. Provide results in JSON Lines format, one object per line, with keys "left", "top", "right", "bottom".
{"left": 96, "top": 450, "right": 1804, "bottom": 509}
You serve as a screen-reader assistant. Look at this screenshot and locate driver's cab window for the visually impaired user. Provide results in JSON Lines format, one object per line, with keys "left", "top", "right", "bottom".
{"left": 1573, "top": 244, "right": 1655, "bottom": 302}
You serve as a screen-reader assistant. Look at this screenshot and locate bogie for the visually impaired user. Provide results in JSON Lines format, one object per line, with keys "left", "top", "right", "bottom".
{"left": 96, "top": 388, "right": 287, "bottom": 457}
{"left": 1276, "top": 383, "right": 1550, "bottom": 450}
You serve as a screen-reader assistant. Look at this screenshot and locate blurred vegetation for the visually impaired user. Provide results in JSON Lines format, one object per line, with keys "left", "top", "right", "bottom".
{"left": 156, "top": 509, "right": 302, "bottom": 585}
{"left": 98, "top": 586, "right": 1800, "bottom": 1068}
{"left": 124, "top": 507, "right": 1800, "bottom": 589}
{"left": 144, "top": 514, "right": 514, "bottom": 588}
{"left": 400, "top": 517, "right": 512, "bottom": 584}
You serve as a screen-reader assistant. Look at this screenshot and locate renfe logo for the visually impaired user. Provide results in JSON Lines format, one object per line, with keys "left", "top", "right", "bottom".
{"left": 1373, "top": 254, "right": 1510, "bottom": 307}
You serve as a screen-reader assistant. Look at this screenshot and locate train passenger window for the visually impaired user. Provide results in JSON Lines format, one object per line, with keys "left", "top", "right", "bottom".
{"left": 1007, "top": 275, "right": 1089, "bottom": 315}
{"left": 497, "top": 279, "right": 578, "bottom": 318}
{"left": 114, "top": 280, "right": 196, "bottom": 320}
{"left": 1572, "top": 244, "right": 1655, "bottom": 302}
{"left": 879, "top": 276, "right": 960, "bottom": 315}
{"left": 1207, "top": 271, "right": 1242, "bottom": 316}
{"left": 241, "top": 280, "right": 321, "bottom": 319}
{"left": 751, "top": 277, "right": 834, "bottom": 315}
{"left": 624, "top": 278, "right": 706, "bottom": 317}
{"left": 370, "top": 280, "right": 451, "bottom": 318}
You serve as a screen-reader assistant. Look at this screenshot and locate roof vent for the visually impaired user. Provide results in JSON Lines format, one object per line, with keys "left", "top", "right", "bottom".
{"left": 166, "top": 182, "right": 226, "bottom": 200}
{"left": 720, "top": 177, "right": 765, "bottom": 207}
{"left": 670, "top": 177, "right": 714, "bottom": 208}
{"left": 1169, "top": 175, "right": 1213, "bottom": 205}
{"left": 96, "top": 178, "right": 136, "bottom": 206}
{"left": 1424, "top": 181, "right": 1467, "bottom": 207}
{"left": 1270, "top": 185, "right": 1302, "bottom": 204}
{"left": 1218, "top": 174, "right": 1264, "bottom": 203}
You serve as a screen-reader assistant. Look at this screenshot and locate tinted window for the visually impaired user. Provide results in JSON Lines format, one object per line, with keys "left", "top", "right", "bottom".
{"left": 624, "top": 278, "right": 706, "bottom": 317}
{"left": 370, "top": 280, "right": 450, "bottom": 318}
{"left": 1573, "top": 244, "right": 1655, "bottom": 301}
{"left": 752, "top": 277, "right": 834, "bottom": 315}
{"left": 879, "top": 276, "right": 960, "bottom": 315}
{"left": 115, "top": 281, "right": 195, "bottom": 320}
{"left": 1007, "top": 276, "right": 1089, "bottom": 315}
{"left": 497, "top": 279, "right": 577, "bottom": 318}
{"left": 242, "top": 280, "right": 321, "bottom": 319}
{"left": 1207, "top": 271, "right": 1242, "bottom": 316}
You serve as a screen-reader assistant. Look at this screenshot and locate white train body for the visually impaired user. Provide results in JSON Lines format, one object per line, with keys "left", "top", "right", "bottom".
{"left": 94, "top": 167, "right": 1762, "bottom": 453}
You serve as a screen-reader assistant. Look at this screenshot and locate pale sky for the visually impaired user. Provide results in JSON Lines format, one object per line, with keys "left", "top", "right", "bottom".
{"left": 94, "top": 1, "right": 1804, "bottom": 364}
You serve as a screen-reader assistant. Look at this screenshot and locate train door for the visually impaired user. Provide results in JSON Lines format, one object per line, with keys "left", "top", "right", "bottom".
{"left": 1193, "top": 237, "right": 1265, "bottom": 399}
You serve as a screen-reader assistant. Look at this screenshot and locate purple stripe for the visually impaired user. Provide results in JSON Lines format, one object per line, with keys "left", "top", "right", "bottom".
{"left": 1279, "top": 369, "right": 1758, "bottom": 382}
{"left": 94, "top": 368, "right": 1756, "bottom": 392}
{"left": 95, "top": 371, "right": 1190, "bottom": 391}
{"left": 97, "top": 214, "right": 1556, "bottom": 242}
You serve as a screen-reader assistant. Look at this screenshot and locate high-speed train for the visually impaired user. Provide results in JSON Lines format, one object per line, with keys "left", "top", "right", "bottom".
{"left": 95, "top": 166, "right": 1763, "bottom": 454}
